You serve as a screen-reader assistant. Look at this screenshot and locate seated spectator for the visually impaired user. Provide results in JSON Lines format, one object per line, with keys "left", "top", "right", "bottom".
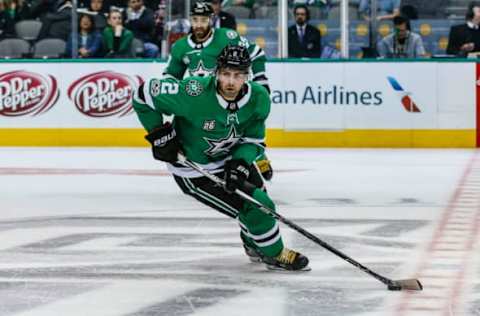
{"left": 38, "top": 0, "right": 72, "bottom": 40}
{"left": 102, "top": 8, "right": 133, "bottom": 57}
{"left": 377, "top": 15, "right": 426, "bottom": 58}
{"left": 359, "top": 0, "right": 400, "bottom": 21}
{"left": 0, "top": 0, "right": 15, "bottom": 39}
{"left": 85, "top": 0, "right": 107, "bottom": 31}
{"left": 125, "top": 0, "right": 158, "bottom": 57}
{"left": 288, "top": 5, "right": 322, "bottom": 58}
{"left": 209, "top": 0, "right": 236, "bottom": 30}
{"left": 5, "top": 0, "right": 31, "bottom": 22}
{"left": 152, "top": 2, "right": 165, "bottom": 53}
{"left": 446, "top": 1, "right": 480, "bottom": 57}
{"left": 66, "top": 13, "right": 102, "bottom": 57}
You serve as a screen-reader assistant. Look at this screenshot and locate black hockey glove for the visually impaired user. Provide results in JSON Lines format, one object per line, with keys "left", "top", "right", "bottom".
{"left": 144, "top": 123, "right": 180, "bottom": 163}
{"left": 224, "top": 159, "right": 250, "bottom": 193}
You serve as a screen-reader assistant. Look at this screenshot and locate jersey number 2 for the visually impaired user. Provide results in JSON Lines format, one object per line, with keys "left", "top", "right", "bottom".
{"left": 160, "top": 82, "right": 179, "bottom": 95}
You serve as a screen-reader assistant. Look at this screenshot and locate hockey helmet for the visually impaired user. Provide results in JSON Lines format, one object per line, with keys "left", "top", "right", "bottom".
{"left": 190, "top": 2, "right": 214, "bottom": 16}
{"left": 216, "top": 45, "right": 251, "bottom": 73}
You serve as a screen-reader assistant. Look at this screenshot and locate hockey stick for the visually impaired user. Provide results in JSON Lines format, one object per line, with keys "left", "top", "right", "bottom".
{"left": 177, "top": 153, "right": 423, "bottom": 291}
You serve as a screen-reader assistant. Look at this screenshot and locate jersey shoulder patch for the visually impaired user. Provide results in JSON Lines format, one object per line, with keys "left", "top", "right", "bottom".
{"left": 226, "top": 29, "right": 238, "bottom": 39}
{"left": 185, "top": 79, "right": 204, "bottom": 97}
{"left": 218, "top": 27, "right": 238, "bottom": 40}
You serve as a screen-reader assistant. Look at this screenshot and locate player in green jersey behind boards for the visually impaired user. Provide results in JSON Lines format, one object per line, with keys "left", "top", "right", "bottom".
{"left": 133, "top": 45, "right": 310, "bottom": 271}
{"left": 163, "top": 1, "right": 274, "bottom": 181}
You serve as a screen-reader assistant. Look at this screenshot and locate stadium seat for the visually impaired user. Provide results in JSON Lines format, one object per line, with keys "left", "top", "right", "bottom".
{"left": 0, "top": 38, "right": 31, "bottom": 58}
{"left": 131, "top": 38, "right": 145, "bottom": 58}
{"left": 14, "top": 20, "right": 43, "bottom": 42}
{"left": 33, "top": 38, "right": 66, "bottom": 59}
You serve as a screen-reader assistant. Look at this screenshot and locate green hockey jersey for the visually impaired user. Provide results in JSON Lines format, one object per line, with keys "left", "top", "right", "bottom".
{"left": 133, "top": 76, "right": 270, "bottom": 177}
{"left": 163, "top": 28, "right": 269, "bottom": 88}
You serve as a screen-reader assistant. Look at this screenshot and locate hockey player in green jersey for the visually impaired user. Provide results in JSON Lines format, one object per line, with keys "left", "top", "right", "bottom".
{"left": 163, "top": 1, "right": 274, "bottom": 181}
{"left": 133, "top": 45, "right": 309, "bottom": 271}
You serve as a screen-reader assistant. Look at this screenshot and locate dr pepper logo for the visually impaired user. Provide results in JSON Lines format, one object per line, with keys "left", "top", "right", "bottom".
{"left": 0, "top": 70, "right": 59, "bottom": 117}
{"left": 68, "top": 71, "right": 143, "bottom": 117}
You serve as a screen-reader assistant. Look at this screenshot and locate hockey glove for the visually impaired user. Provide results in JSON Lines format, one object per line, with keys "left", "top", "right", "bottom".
{"left": 224, "top": 159, "right": 250, "bottom": 193}
{"left": 145, "top": 123, "right": 180, "bottom": 163}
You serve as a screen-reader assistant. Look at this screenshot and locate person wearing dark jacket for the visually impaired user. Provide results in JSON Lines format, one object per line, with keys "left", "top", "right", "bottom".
{"left": 446, "top": 1, "right": 480, "bottom": 57}
{"left": 38, "top": 0, "right": 72, "bottom": 40}
{"left": 66, "top": 14, "right": 102, "bottom": 58}
{"left": 125, "top": 0, "right": 158, "bottom": 57}
{"left": 210, "top": 0, "right": 236, "bottom": 30}
{"left": 288, "top": 4, "right": 322, "bottom": 58}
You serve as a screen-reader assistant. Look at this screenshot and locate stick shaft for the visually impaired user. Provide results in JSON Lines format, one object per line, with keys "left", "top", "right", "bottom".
{"left": 178, "top": 154, "right": 395, "bottom": 286}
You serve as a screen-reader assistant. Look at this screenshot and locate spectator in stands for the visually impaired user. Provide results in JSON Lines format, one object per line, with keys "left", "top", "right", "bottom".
{"left": 152, "top": 2, "right": 165, "bottom": 53}
{"left": 359, "top": 0, "right": 400, "bottom": 21}
{"left": 88, "top": 0, "right": 107, "bottom": 31}
{"left": 125, "top": 0, "right": 158, "bottom": 57}
{"left": 377, "top": 15, "right": 426, "bottom": 58}
{"left": 38, "top": 0, "right": 72, "bottom": 40}
{"left": 446, "top": 1, "right": 480, "bottom": 57}
{"left": 102, "top": 8, "right": 133, "bottom": 57}
{"left": 6, "top": 0, "right": 31, "bottom": 22}
{"left": 0, "top": 0, "right": 15, "bottom": 39}
{"left": 66, "top": 13, "right": 102, "bottom": 57}
{"left": 288, "top": 4, "right": 322, "bottom": 58}
{"left": 209, "top": 0, "right": 236, "bottom": 30}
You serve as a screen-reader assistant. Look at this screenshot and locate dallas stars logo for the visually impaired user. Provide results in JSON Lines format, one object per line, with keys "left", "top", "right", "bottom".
{"left": 186, "top": 80, "right": 203, "bottom": 96}
{"left": 203, "top": 125, "right": 241, "bottom": 157}
{"left": 189, "top": 60, "right": 215, "bottom": 77}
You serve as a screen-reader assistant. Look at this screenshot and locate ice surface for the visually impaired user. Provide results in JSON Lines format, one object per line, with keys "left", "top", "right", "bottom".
{"left": 0, "top": 147, "right": 478, "bottom": 316}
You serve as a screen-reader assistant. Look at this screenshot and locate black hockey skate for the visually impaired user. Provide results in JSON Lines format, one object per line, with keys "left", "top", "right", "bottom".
{"left": 264, "top": 248, "right": 310, "bottom": 271}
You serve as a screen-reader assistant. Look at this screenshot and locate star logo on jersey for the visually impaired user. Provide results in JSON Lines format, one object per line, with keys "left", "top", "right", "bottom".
{"left": 203, "top": 125, "right": 241, "bottom": 157}
{"left": 186, "top": 79, "right": 204, "bottom": 96}
{"left": 189, "top": 60, "right": 215, "bottom": 77}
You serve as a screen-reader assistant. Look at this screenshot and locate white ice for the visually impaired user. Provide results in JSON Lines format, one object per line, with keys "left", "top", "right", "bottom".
{"left": 0, "top": 147, "right": 478, "bottom": 316}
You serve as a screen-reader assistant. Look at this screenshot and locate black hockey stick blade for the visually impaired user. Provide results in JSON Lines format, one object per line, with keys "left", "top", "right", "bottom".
{"left": 388, "top": 279, "right": 423, "bottom": 291}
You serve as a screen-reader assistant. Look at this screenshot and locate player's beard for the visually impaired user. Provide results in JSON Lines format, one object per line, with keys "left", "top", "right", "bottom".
{"left": 219, "top": 83, "right": 240, "bottom": 101}
{"left": 193, "top": 26, "right": 212, "bottom": 43}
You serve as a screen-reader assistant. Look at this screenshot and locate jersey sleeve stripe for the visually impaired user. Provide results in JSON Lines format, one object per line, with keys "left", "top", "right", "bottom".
{"left": 251, "top": 48, "right": 265, "bottom": 61}
{"left": 143, "top": 80, "right": 155, "bottom": 110}
{"left": 242, "top": 137, "right": 266, "bottom": 145}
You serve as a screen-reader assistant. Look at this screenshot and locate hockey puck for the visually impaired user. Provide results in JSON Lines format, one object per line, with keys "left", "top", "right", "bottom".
{"left": 388, "top": 284, "right": 402, "bottom": 291}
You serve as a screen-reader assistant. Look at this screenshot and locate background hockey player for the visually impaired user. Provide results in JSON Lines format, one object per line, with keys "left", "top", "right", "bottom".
{"left": 133, "top": 45, "right": 309, "bottom": 271}
{"left": 163, "top": 1, "right": 273, "bottom": 180}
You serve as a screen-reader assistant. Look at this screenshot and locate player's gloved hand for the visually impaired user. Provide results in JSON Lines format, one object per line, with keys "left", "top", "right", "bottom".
{"left": 224, "top": 159, "right": 250, "bottom": 193}
{"left": 144, "top": 123, "right": 180, "bottom": 163}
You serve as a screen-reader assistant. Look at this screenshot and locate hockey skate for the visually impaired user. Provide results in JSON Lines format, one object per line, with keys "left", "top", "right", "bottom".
{"left": 264, "top": 248, "right": 310, "bottom": 271}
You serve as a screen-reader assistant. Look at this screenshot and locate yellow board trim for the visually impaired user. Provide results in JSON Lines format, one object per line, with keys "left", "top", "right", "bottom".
{"left": 0, "top": 128, "right": 475, "bottom": 148}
